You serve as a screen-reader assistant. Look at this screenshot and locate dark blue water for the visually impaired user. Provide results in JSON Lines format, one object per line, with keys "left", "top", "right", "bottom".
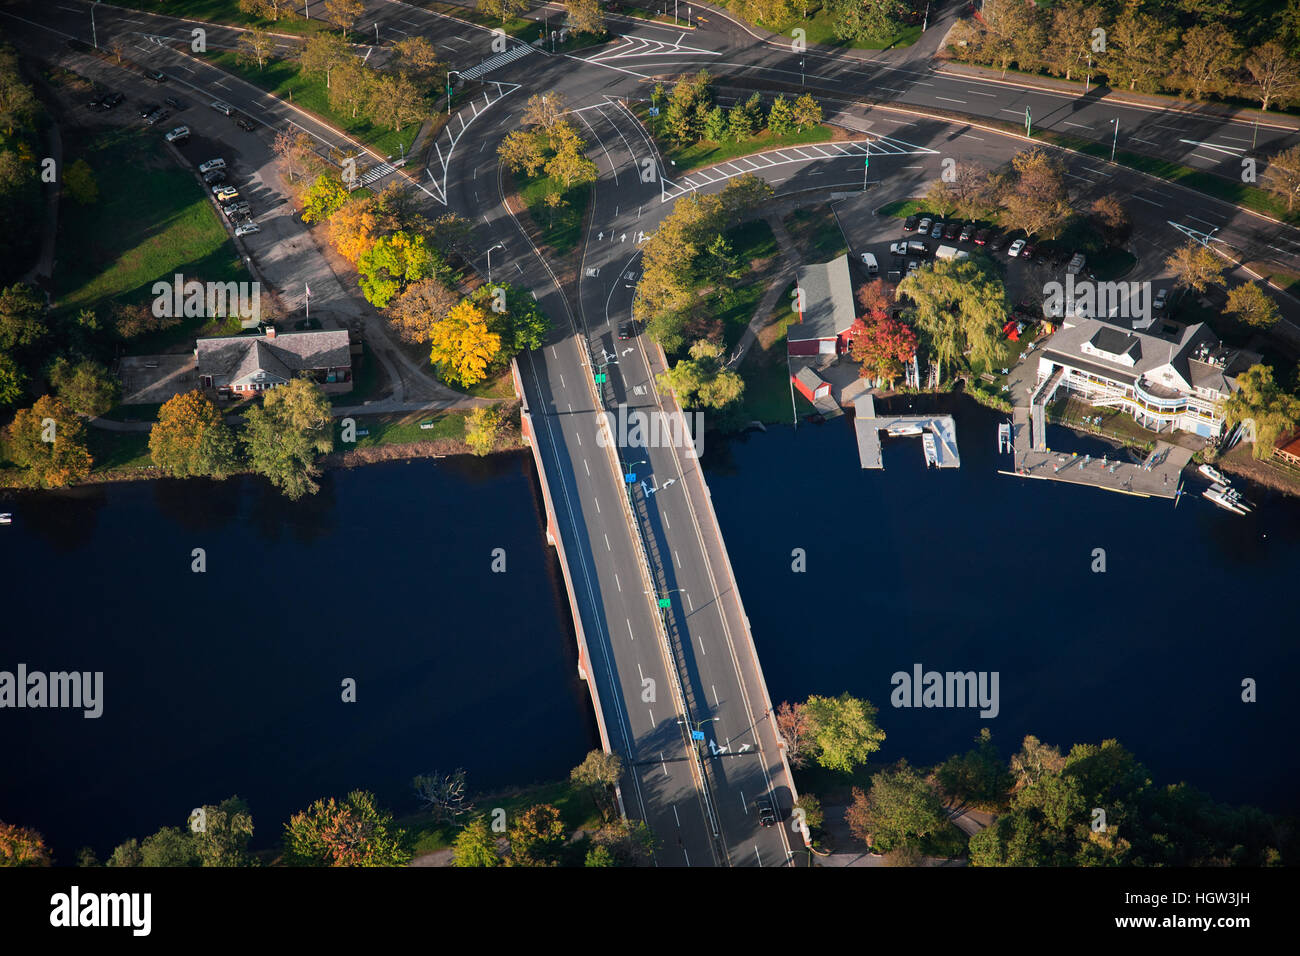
{"left": 0, "top": 455, "right": 598, "bottom": 861}
{"left": 705, "top": 396, "right": 1300, "bottom": 814}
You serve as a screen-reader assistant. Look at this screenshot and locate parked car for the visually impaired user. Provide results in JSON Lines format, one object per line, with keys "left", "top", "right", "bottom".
{"left": 212, "top": 185, "right": 239, "bottom": 202}
{"left": 1020, "top": 241, "right": 1036, "bottom": 259}
{"left": 973, "top": 228, "right": 989, "bottom": 246}
{"left": 164, "top": 96, "right": 186, "bottom": 110}
{"left": 138, "top": 103, "right": 161, "bottom": 118}
{"left": 86, "top": 97, "right": 107, "bottom": 111}
{"left": 234, "top": 117, "right": 256, "bottom": 132}
{"left": 1153, "top": 288, "right": 1169, "bottom": 311}
{"left": 959, "top": 223, "right": 975, "bottom": 243}
{"left": 917, "top": 216, "right": 932, "bottom": 235}
{"left": 903, "top": 214, "right": 919, "bottom": 233}
{"left": 144, "top": 108, "right": 169, "bottom": 125}
{"left": 198, "top": 158, "right": 227, "bottom": 174}
{"left": 907, "top": 260, "right": 921, "bottom": 275}
{"left": 164, "top": 125, "right": 190, "bottom": 143}
{"left": 222, "top": 201, "right": 251, "bottom": 219}
{"left": 988, "top": 232, "right": 1004, "bottom": 252}
{"left": 861, "top": 252, "right": 879, "bottom": 276}
{"left": 930, "top": 220, "right": 944, "bottom": 239}
{"left": 100, "top": 92, "right": 123, "bottom": 109}
{"left": 907, "top": 240, "right": 929, "bottom": 256}
{"left": 944, "top": 221, "right": 961, "bottom": 240}
{"left": 146, "top": 69, "right": 167, "bottom": 82}
{"left": 1007, "top": 239, "right": 1026, "bottom": 258}
{"left": 234, "top": 221, "right": 260, "bottom": 237}
{"left": 210, "top": 100, "right": 235, "bottom": 116}
{"left": 890, "top": 241, "right": 908, "bottom": 256}
{"left": 203, "top": 170, "right": 227, "bottom": 186}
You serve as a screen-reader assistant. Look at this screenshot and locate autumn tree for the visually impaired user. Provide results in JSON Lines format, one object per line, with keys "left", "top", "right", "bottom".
{"left": 430, "top": 299, "right": 502, "bottom": 387}
{"left": 284, "top": 790, "right": 411, "bottom": 866}
{"left": 329, "top": 196, "right": 380, "bottom": 264}
{"left": 507, "top": 804, "right": 567, "bottom": 866}
{"left": 452, "top": 817, "right": 503, "bottom": 866}
{"left": 477, "top": 0, "right": 528, "bottom": 25}
{"left": 498, "top": 129, "right": 548, "bottom": 177}
{"left": 1224, "top": 364, "right": 1300, "bottom": 458}
{"left": 464, "top": 405, "right": 503, "bottom": 456}
{"left": 950, "top": 0, "right": 1045, "bottom": 76}
{"left": 1225, "top": 282, "right": 1280, "bottom": 329}
{"left": 386, "top": 277, "right": 458, "bottom": 344}
{"left": 273, "top": 129, "right": 318, "bottom": 185}
{"left": 0, "top": 821, "right": 52, "bottom": 866}
{"left": 898, "top": 256, "right": 1009, "bottom": 378}
{"left": 657, "top": 339, "right": 744, "bottom": 409}
{"left": 925, "top": 161, "right": 996, "bottom": 220}
{"left": 358, "top": 231, "right": 444, "bottom": 308}
{"left": 3, "top": 395, "right": 92, "bottom": 488}
{"left": 111, "top": 301, "right": 179, "bottom": 340}
{"left": 522, "top": 92, "right": 567, "bottom": 132}
{"left": 300, "top": 173, "right": 350, "bottom": 223}
{"left": 846, "top": 762, "right": 949, "bottom": 853}
{"left": 323, "top": 0, "right": 364, "bottom": 37}
{"left": 149, "top": 390, "right": 241, "bottom": 478}
{"left": 236, "top": 28, "right": 276, "bottom": 70}
{"left": 776, "top": 700, "right": 811, "bottom": 768}
{"left": 1003, "top": 149, "right": 1072, "bottom": 240}
{"left": 1171, "top": 24, "right": 1241, "bottom": 101}
{"left": 328, "top": 60, "right": 375, "bottom": 120}
{"left": 240, "top": 377, "right": 334, "bottom": 500}
{"left": 1245, "top": 42, "right": 1300, "bottom": 111}
{"left": 47, "top": 356, "right": 118, "bottom": 417}
{"left": 299, "top": 32, "right": 350, "bottom": 89}
{"left": 570, "top": 750, "right": 623, "bottom": 821}
{"left": 1165, "top": 242, "right": 1225, "bottom": 298}
{"left": 1089, "top": 195, "right": 1131, "bottom": 244}
{"left": 568, "top": 0, "right": 606, "bottom": 36}
{"left": 791, "top": 93, "right": 822, "bottom": 132}
{"left": 469, "top": 282, "right": 550, "bottom": 359}
{"left": 801, "top": 693, "right": 886, "bottom": 773}
{"left": 1041, "top": 0, "right": 1101, "bottom": 81}
{"left": 391, "top": 35, "right": 442, "bottom": 84}
{"left": 1262, "top": 144, "right": 1300, "bottom": 213}
{"left": 544, "top": 122, "right": 598, "bottom": 190}
{"left": 849, "top": 313, "right": 918, "bottom": 387}
{"left": 367, "top": 72, "right": 427, "bottom": 133}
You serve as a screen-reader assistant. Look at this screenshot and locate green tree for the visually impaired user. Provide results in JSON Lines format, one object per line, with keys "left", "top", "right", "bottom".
{"left": 801, "top": 692, "right": 886, "bottom": 774}
{"left": 366, "top": 72, "right": 427, "bottom": 134}
{"left": 585, "top": 844, "right": 616, "bottom": 866}
{"left": 1172, "top": 24, "right": 1241, "bottom": 100}
{"left": 452, "top": 817, "right": 503, "bottom": 866}
{"left": 284, "top": 790, "right": 410, "bottom": 866}
{"left": 0, "top": 351, "right": 24, "bottom": 405}
{"left": 301, "top": 173, "right": 350, "bottom": 223}
{"left": 507, "top": 804, "right": 567, "bottom": 866}
{"left": 0, "top": 283, "right": 46, "bottom": 350}
{"left": 47, "top": 356, "right": 118, "bottom": 417}
{"left": 1224, "top": 364, "right": 1300, "bottom": 458}
{"left": 236, "top": 27, "right": 276, "bottom": 70}
{"left": 568, "top": 0, "right": 607, "bottom": 36}
{"left": 767, "top": 94, "right": 794, "bottom": 135}
{"left": 465, "top": 405, "right": 503, "bottom": 456}
{"left": 1225, "top": 282, "right": 1280, "bottom": 329}
{"left": 193, "top": 797, "right": 255, "bottom": 867}
{"left": 328, "top": 60, "right": 375, "bottom": 120}
{"left": 149, "top": 390, "right": 241, "bottom": 479}
{"left": 657, "top": 339, "right": 744, "bottom": 409}
{"left": 140, "top": 827, "right": 199, "bottom": 867}
{"left": 1103, "top": 9, "right": 1176, "bottom": 93}
{"left": 298, "top": 32, "right": 350, "bottom": 89}
{"left": 664, "top": 70, "right": 712, "bottom": 144}
{"left": 936, "top": 728, "right": 1014, "bottom": 808}
{"left": 63, "top": 159, "right": 98, "bottom": 205}
{"left": 570, "top": 750, "right": 623, "bottom": 821}
{"left": 898, "top": 256, "right": 1008, "bottom": 378}
{"left": 358, "top": 231, "right": 444, "bottom": 308}
{"left": 703, "top": 105, "right": 727, "bottom": 143}
{"left": 791, "top": 93, "right": 822, "bottom": 132}
{"left": 544, "top": 122, "right": 598, "bottom": 190}
{"left": 829, "top": 0, "right": 904, "bottom": 42}
{"left": 477, "top": 0, "right": 528, "bottom": 25}
{"left": 240, "top": 377, "right": 334, "bottom": 499}
{"left": 107, "top": 839, "right": 143, "bottom": 867}
{"left": 846, "top": 762, "right": 949, "bottom": 853}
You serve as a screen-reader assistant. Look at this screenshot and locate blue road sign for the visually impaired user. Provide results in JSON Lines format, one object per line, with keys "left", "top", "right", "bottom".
{"left": 691, "top": 731, "right": 705, "bottom": 741}
{"left": 625, "top": 473, "right": 636, "bottom": 483}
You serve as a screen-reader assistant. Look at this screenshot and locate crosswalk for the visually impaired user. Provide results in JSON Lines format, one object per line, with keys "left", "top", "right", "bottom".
{"left": 356, "top": 161, "right": 395, "bottom": 188}
{"left": 458, "top": 43, "right": 535, "bottom": 80}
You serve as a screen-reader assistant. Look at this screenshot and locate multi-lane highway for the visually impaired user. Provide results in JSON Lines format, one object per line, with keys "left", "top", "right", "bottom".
{"left": 10, "top": 0, "right": 1300, "bottom": 866}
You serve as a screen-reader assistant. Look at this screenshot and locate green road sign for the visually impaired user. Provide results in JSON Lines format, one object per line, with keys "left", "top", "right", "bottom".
{"left": 594, "top": 373, "right": 607, "bottom": 384}
{"left": 658, "top": 598, "right": 670, "bottom": 608}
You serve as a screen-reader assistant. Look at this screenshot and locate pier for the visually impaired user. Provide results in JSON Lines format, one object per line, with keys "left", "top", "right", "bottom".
{"left": 852, "top": 395, "right": 961, "bottom": 469}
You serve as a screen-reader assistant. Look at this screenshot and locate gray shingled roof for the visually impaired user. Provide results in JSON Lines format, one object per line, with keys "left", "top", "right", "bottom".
{"left": 790, "top": 255, "right": 855, "bottom": 343}
{"left": 196, "top": 330, "right": 351, "bottom": 385}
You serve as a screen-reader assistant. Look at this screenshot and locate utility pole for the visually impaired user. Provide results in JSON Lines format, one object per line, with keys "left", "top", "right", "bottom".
{"left": 91, "top": 0, "right": 100, "bottom": 50}
{"left": 486, "top": 243, "right": 504, "bottom": 283}
{"left": 1110, "top": 118, "right": 1119, "bottom": 162}
{"left": 375, "top": 22, "right": 379, "bottom": 43}
{"left": 1025, "top": 106, "right": 1031, "bottom": 137}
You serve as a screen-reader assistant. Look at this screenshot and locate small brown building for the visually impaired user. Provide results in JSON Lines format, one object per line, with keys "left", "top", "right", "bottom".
{"left": 195, "top": 327, "right": 353, "bottom": 397}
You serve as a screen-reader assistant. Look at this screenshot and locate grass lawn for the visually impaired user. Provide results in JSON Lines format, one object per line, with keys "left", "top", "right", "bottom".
{"left": 409, "top": 1, "right": 544, "bottom": 41}
{"left": 516, "top": 173, "right": 590, "bottom": 255}
{"left": 760, "top": 7, "right": 922, "bottom": 50}
{"left": 710, "top": 220, "right": 779, "bottom": 352}
{"left": 198, "top": 51, "right": 414, "bottom": 157}
{"left": 738, "top": 284, "right": 813, "bottom": 424}
{"left": 53, "top": 126, "right": 246, "bottom": 317}
{"left": 639, "top": 108, "right": 836, "bottom": 174}
{"left": 86, "top": 429, "right": 153, "bottom": 473}
{"left": 783, "top": 205, "right": 847, "bottom": 260}
{"left": 466, "top": 368, "right": 517, "bottom": 400}
{"left": 124, "top": 1, "right": 334, "bottom": 35}
{"left": 335, "top": 411, "right": 467, "bottom": 447}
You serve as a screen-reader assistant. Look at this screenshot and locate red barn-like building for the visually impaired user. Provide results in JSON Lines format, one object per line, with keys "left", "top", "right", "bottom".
{"left": 788, "top": 254, "right": 856, "bottom": 357}
{"left": 792, "top": 366, "right": 831, "bottom": 403}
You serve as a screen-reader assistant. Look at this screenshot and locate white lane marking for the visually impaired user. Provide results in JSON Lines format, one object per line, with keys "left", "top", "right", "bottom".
{"left": 1063, "top": 121, "right": 1091, "bottom": 129}
{"left": 741, "top": 790, "right": 746, "bottom": 811}
{"left": 686, "top": 592, "right": 694, "bottom": 611}
{"left": 1131, "top": 136, "right": 1160, "bottom": 146}
{"left": 615, "top": 573, "right": 621, "bottom": 592}
{"left": 673, "top": 804, "right": 681, "bottom": 825}
{"left": 935, "top": 96, "right": 966, "bottom": 104}
{"left": 966, "top": 89, "right": 998, "bottom": 97}
{"left": 879, "top": 86, "right": 906, "bottom": 94}
{"left": 964, "top": 134, "right": 984, "bottom": 141}
{"left": 913, "top": 80, "right": 935, "bottom": 86}
{"left": 1131, "top": 194, "right": 1163, "bottom": 207}
{"left": 663, "top": 511, "right": 671, "bottom": 529}
{"left": 560, "top": 374, "right": 566, "bottom": 388}
{"left": 583, "top": 458, "right": 590, "bottom": 475}
{"left": 575, "top": 431, "right": 582, "bottom": 445}
{"left": 594, "top": 496, "right": 600, "bottom": 512}
{"left": 999, "top": 108, "right": 1023, "bottom": 115}
{"left": 713, "top": 684, "right": 720, "bottom": 707}
{"left": 627, "top": 618, "right": 635, "bottom": 641}
{"left": 1186, "top": 214, "right": 1224, "bottom": 226}
{"left": 755, "top": 845, "right": 762, "bottom": 866}
{"left": 660, "top": 752, "right": 669, "bottom": 776}
{"left": 604, "top": 533, "right": 611, "bottom": 551}
{"left": 675, "top": 549, "right": 682, "bottom": 568}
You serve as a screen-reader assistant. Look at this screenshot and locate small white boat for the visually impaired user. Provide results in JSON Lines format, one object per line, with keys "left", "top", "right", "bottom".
{"left": 0, "top": 513, "right": 11, "bottom": 525}
{"left": 886, "top": 423, "right": 924, "bottom": 437}
{"left": 1203, "top": 484, "right": 1249, "bottom": 515}
{"left": 1198, "top": 463, "right": 1228, "bottom": 484}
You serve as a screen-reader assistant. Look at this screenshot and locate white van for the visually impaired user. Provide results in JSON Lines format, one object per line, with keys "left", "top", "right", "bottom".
{"left": 861, "top": 252, "right": 879, "bottom": 277}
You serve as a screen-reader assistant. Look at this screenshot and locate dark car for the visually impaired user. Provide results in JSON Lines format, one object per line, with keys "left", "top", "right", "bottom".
{"left": 959, "top": 223, "right": 975, "bottom": 243}
{"left": 202, "top": 169, "right": 227, "bottom": 186}
{"left": 618, "top": 321, "right": 637, "bottom": 340}
{"left": 139, "top": 103, "right": 161, "bottom": 118}
{"left": 146, "top": 70, "right": 167, "bottom": 82}
{"left": 1020, "top": 241, "right": 1037, "bottom": 259}
{"left": 144, "top": 108, "right": 169, "bottom": 125}
{"left": 235, "top": 117, "right": 256, "bottom": 132}
{"left": 944, "top": 221, "right": 961, "bottom": 240}
{"left": 988, "top": 232, "right": 1004, "bottom": 252}
{"left": 86, "top": 97, "right": 107, "bottom": 111}
{"left": 103, "top": 92, "right": 124, "bottom": 108}
{"left": 903, "top": 214, "right": 919, "bottom": 233}
{"left": 756, "top": 798, "right": 777, "bottom": 828}
{"left": 164, "top": 96, "right": 186, "bottom": 110}
{"left": 973, "top": 228, "right": 989, "bottom": 246}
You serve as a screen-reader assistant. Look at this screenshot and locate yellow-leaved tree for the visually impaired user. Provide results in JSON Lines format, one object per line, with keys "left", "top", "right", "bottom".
{"left": 329, "top": 197, "right": 380, "bottom": 264}
{"left": 429, "top": 300, "right": 501, "bottom": 387}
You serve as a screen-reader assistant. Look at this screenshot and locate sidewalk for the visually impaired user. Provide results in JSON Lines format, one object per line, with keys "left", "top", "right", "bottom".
{"left": 727, "top": 213, "right": 799, "bottom": 368}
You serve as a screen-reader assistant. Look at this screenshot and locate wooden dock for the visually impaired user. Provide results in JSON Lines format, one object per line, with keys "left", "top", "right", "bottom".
{"left": 853, "top": 395, "right": 960, "bottom": 470}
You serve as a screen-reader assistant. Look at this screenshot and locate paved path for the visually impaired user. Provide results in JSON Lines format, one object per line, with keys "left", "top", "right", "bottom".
{"left": 727, "top": 214, "right": 799, "bottom": 368}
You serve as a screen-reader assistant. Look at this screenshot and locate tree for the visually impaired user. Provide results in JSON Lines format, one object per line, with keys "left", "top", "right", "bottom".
{"left": 587, "top": 818, "right": 655, "bottom": 866}
{"left": 140, "top": 827, "right": 199, "bottom": 867}
{"left": 477, "top": 0, "right": 528, "bottom": 25}
{"left": 47, "top": 356, "right": 118, "bottom": 417}
{"left": 703, "top": 105, "right": 728, "bottom": 143}
{"left": 1172, "top": 24, "right": 1241, "bottom": 101}
{"left": 1103, "top": 9, "right": 1175, "bottom": 93}
{"left": 0, "top": 351, "right": 25, "bottom": 405}
{"left": 951, "top": 0, "right": 1045, "bottom": 76}
{"left": 570, "top": 750, "right": 623, "bottom": 820}
{"left": 776, "top": 700, "right": 811, "bottom": 768}
{"left": 507, "top": 804, "right": 566, "bottom": 866}
{"left": 926, "top": 161, "right": 996, "bottom": 220}
{"left": 657, "top": 339, "right": 744, "bottom": 409}
{"left": 452, "top": 817, "right": 503, "bottom": 866}
{"left": 767, "top": 94, "right": 794, "bottom": 135}
{"left": 1165, "top": 242, "right": 1225, "bottom": 297}
{"left": 299, "top": 32, "right": 350, "bottom": 89}
{"left": 366, "top": 72, "right": 427, "bottom": 133}
{"left": 1003, "top": 149, "right": 1071, "bottom": 240}
{"left": 284, "top": 790, "right": 411, "bottom": 866}
{"left": 0, "top": 821, "right": 52, "bottom": 866}
{"left": 1262, "top": 144, "right": 1300, "bottom": 213}
{"left": 544, "top": 122, "right": 598, "bottom": 190}
{"left": 1089, "top": 195, "right": 1130, "bottom": 244}
{"left": 391, "top": 36, "right": 442, "bottom": 83}
{"left": 542, "top": 188, "right": 566, "bottom": 226}
{"left": 846, "top": 762, "right": 949, "bottom": 853}
{"left": 1224, "top": 364, "right": 1300, "bottom": 459}
{"left": 111, "top": 301, "right": 178, "bottom": 341}
{"left": 1245, "top": 42, "right": 1300, "bottom": 111}
{"left": 323, "top": 0, "right": 364, "bottom": 37}
{"left": 793, "top": 793, "right": 824, "bottom": 831}
{"left": 149, "top": 390, "right": 241, "bottom": 479}
{"left": 107, "top": 839, "right": 143, "bottom": 867}
{"left": 727, "top": 93, "right": 763, "bottom": 142}
{"left": 936, "top": 728, "right": 1014, "bottom": 808}
{"left": 585, "top": 845, "right": 616, "bottom": 866}
{"left": 329, "top": 60, "right": 374, "bottom": 120}
{"left": 849, "top": 313, "right": 917, "bottom": 387}
{"left": 357, "top": 231, "right": 444, "bottom": 308}
{"left": 193, "top": 797, "right": 255, "bottom": 867}
{"left": 236, "top": 28, "right": 276, "bottom": 71}
{"left": 1225, "top": 282, "right": 1280, "bottom": 329}
{"left": 568, "top": 0, "right": 606, "bottom": 36}
{"left": 802, "top": 693, "right": 886, "bottom": 773}
{"left": 240, "top": 377, "right": 334, "bottom": 500}
{"left": 664, "top": 70, "right": 712, "bottom": 145}
{"left": 386, "top": 277, "right": 458, "bottom": 344}
{"left": 898, "top": 257, "right": 1008, "bottom": 378}
{"left": 63, "top": 159, "right": 97, "bottom": 205}
{"left": 498, "top": 130, "right": 548, "bottom": 178}
{"left": 1009, "top": 734, "right": 1066, "bottom": 789}
{"left": 273, "top": 129, "right": 317, "bottom": 185}
{"left": 791, "top": 93, "right": 822, "bottom": 132}
{"left": 464, "top": 405, "right": 503, "bottom": 456}
{"left": 329, "top": 196, "right": 380, "bottom": 264}
{"left": 430, "top": 300, "right": 502, "bottom": 387}
{"left": 1042, "top": 1, "right": 1099, "bottom": 81}
{"left": 412, "top": 769, "right": 472, "bottom": 822}
{"left": 522, "top": 92, "right": 567, "bottom": 132}
{"left": 3, "top": 395, "right": 92, "bottom": 488}
{"left": 301, "top": 173, "right": 350, "bottom": 223}
{"left": 856, "top": 278, "right": 894, "bottom": 316}
{"left": 829, "top": 0, "right": 905, "bottom": 43}
{"left": 0, "top": 283, "right": 45, "bottom": 350}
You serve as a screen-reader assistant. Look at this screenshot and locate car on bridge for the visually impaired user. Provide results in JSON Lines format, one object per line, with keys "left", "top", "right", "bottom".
{"left": 756, "top": 798, "right": 777, "bottom": 827}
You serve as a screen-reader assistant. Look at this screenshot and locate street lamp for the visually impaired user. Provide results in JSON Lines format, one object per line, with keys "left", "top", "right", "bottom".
{"left": 678, "top": 716, "right": 720, "bottom": 753}
{"left": 486, "top": 242, "right": 504, "bottom": 282}
{"left": 375, "top": 22, "right": 379, "bottom": 43}
{"left": 800, "top": 58, "right": 806, "bottom": 87}
{"left": 91, "top": 0, "right": 100, "bottom": 50}
{"left": 445, "top": 70, "right": 462, "bottom": 115}
{"left": 1109, "top": 118, "right": 1119, "bottom": 163}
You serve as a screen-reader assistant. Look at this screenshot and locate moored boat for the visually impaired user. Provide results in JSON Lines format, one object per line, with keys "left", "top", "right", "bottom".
{"left": 1198, "top": 463, "right": 1228, "bottom": 485}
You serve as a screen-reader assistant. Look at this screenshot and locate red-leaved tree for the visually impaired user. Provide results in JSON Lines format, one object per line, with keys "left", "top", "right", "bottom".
{"left": 849, "top": 314, "right": 918, "bottom": 388}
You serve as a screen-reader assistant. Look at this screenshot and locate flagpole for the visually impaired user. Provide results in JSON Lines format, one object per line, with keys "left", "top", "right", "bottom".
{"left": 305, "top": 284, "right": 309, "bottom": 321}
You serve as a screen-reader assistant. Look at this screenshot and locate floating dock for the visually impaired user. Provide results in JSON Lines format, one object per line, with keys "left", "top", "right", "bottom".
{"left": 853, "top": 395, "right": 960, "bottom": 469}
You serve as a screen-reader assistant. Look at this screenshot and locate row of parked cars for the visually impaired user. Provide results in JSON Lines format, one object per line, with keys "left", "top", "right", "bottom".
{"left": 193, "top": 158, "right": 259, "bottom": 237}
{"left": 901, "top": 214, "right": 1090, "bottom": 269}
